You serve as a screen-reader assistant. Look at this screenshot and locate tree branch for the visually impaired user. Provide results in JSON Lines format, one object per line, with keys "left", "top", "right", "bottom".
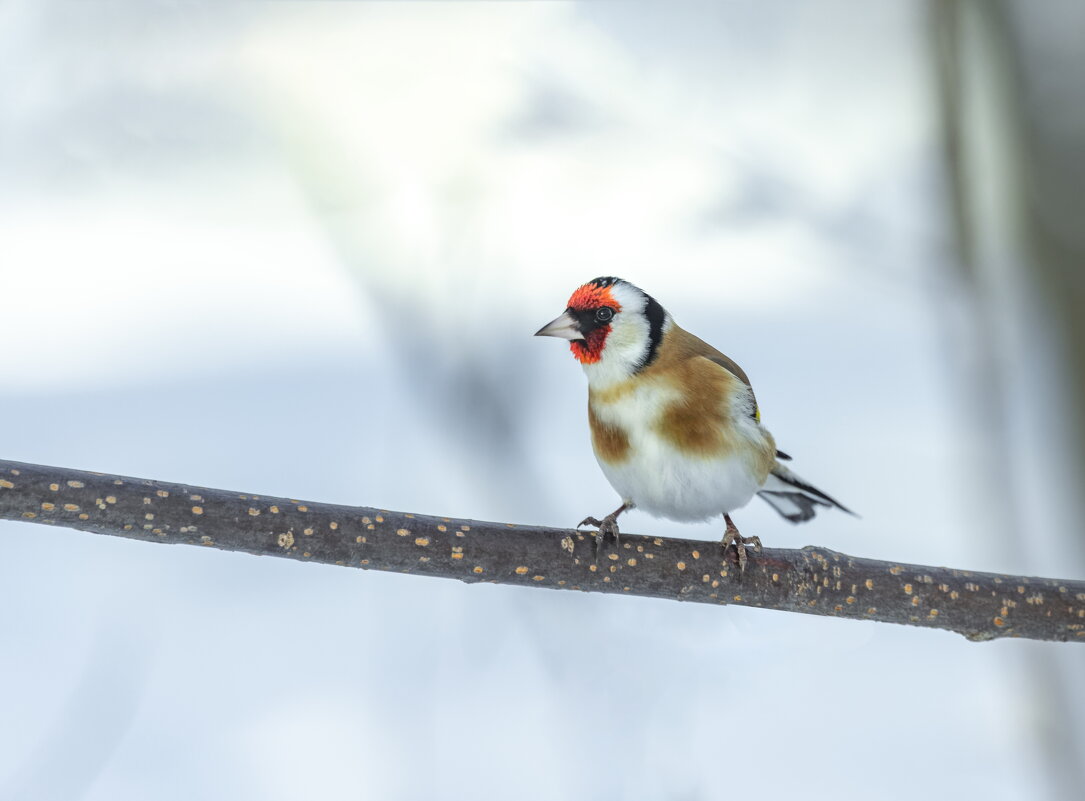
{"left": 1, "top": 458, "right": 1082, "bottom": 643}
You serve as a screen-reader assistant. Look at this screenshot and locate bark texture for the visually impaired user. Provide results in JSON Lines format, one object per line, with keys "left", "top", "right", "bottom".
{"left": 1, "top": 459, "right": 1083, "bottom": 643}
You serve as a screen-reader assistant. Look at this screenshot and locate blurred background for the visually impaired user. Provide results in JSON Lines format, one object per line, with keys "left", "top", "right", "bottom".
{"left": 2, "top": 1, "right": 1083, "bottom": 798}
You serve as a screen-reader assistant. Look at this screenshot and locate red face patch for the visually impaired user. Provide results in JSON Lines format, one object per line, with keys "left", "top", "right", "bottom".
{"left": 566, "top": 282, "right": 622, "bottom": 364}
{"left": 567, "top": 282, "right": 619, "bottom": 313}
{"left": 570, "top": 330, "right": 607, "bottom": 364}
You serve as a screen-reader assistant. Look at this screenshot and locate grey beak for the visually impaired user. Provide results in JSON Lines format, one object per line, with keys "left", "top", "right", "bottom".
{"left": 534, "top": 311, "right": 583, "bottom": 341}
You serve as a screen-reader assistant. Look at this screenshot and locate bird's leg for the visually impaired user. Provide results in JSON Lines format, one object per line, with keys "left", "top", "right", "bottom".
{"left": 577, "top": 502, "right": 632, "bottom": 552}
{"left": 721, "top": 514, "right": 762, "bottom": 573}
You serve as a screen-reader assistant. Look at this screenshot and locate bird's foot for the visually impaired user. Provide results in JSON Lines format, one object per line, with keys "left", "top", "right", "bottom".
{"left": 572, "top": 499, "right": 633, "bottom": 555}
{"left": 577, "top": 513, "right": 622, "bottom": 552}
{"left": 721, "top": 515, "right": 762, "bottom": 573}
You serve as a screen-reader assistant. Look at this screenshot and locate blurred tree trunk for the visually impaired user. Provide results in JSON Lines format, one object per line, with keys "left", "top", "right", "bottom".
{"left": 931, "top": 0, "right": 1085, "bottom": 797}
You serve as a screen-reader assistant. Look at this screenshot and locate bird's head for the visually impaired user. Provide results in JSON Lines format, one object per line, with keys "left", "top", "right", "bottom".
{"left": 535, "top": 277, "right": 670, "bottom": 384}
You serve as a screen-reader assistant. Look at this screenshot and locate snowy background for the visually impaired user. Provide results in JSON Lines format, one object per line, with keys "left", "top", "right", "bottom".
{"left": 1, "top": 2, "right": 1080, "bottom": 799}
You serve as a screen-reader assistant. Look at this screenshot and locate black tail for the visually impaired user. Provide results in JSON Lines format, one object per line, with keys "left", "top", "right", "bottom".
{"left": 758, "top": 463, "right": 854, "bottom": 524}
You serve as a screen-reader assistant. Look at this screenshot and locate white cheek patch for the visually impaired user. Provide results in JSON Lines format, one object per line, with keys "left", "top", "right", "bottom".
{"left": 580, "top": 294, "right": 658, "bottom": 388}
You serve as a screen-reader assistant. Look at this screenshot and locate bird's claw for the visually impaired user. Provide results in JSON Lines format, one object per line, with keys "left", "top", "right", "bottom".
{"left": 577, "top": 514, "right": 622, "bottom": 552}
{"left": 721, "top": 525, "right": 762, "bottom": 573}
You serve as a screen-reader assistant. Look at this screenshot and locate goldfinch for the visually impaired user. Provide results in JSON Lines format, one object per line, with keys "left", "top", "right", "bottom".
{"left": 536, "top": 276, "right": 852, "bottom": 570}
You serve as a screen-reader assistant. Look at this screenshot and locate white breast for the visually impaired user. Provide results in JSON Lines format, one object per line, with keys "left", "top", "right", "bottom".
{"left": 590, "top": 381, "right": 768, "bottom": 522}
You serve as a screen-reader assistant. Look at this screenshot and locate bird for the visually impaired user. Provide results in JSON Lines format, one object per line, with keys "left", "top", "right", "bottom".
{"left": 535, "top": 276, "right": 852, "bottom": 570}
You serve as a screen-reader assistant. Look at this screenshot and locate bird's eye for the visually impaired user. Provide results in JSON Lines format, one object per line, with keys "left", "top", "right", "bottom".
{"left": 595, "top": 307, "right": 614, "bottom": 323}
